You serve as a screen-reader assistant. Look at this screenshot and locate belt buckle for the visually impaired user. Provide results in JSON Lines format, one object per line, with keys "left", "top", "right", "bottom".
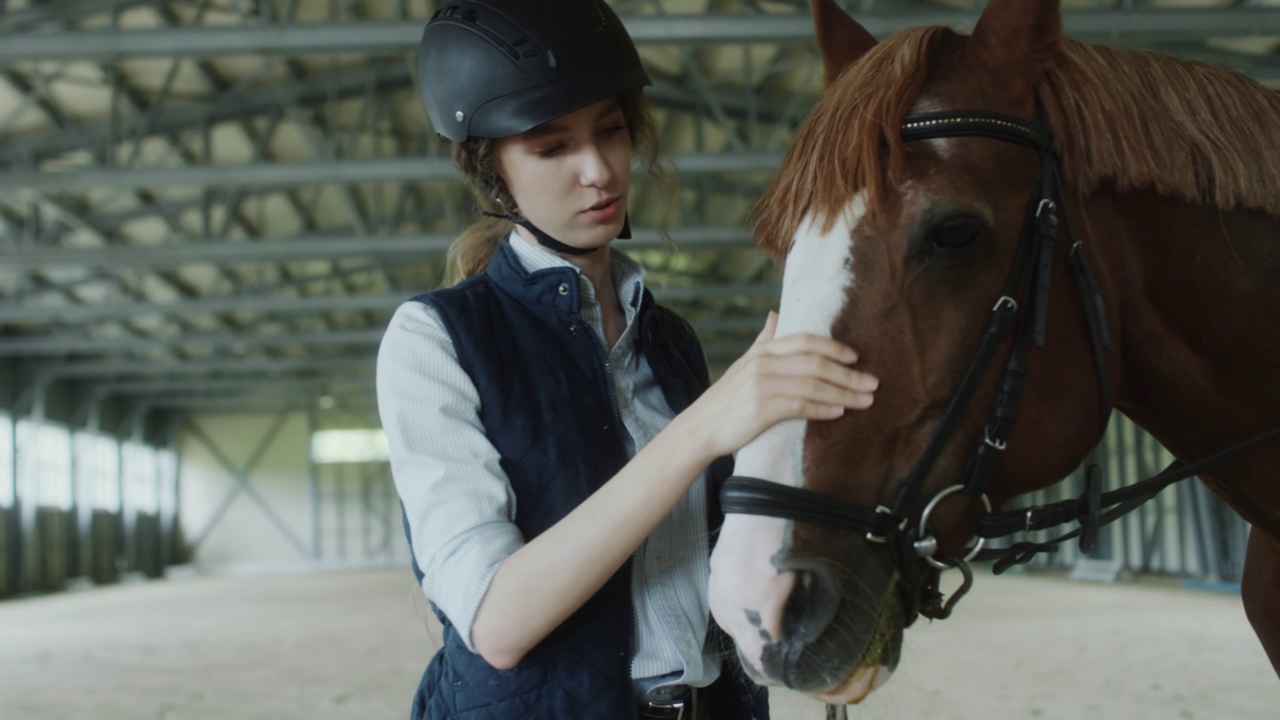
{"left": 642, "top": 685, "right": 691, "bottom": 720}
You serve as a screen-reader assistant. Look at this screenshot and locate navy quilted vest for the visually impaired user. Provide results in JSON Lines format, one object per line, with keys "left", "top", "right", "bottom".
{"left": 400, "top": 241, "right": 767, "bottom": 719}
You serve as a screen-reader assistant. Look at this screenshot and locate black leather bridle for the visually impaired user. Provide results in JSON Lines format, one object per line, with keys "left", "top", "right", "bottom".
{"left": 720, "top": 108, "right": 1280, "bottom": 626}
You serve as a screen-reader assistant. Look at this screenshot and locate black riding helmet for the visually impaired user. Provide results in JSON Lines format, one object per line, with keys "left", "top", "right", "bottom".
{"left": 418, "top": 0, "right": 651, "bottom": 255}
{"left": 419, "top": 0, "right": 650, "bottom": 142}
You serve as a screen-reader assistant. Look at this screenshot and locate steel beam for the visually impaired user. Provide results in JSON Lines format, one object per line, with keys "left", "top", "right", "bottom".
{"left": 0, "top": 65, "right": 415, "bottom": 165}
{"left": 55, "top": 343, "right": 754, "bottom": 381}
{"left": 100, "top": 374, "right": 373, "bottom": 397}
{"left": 0, "top": 328, "right": 386, "bottom": 356}
{"left": 0, "top": 151, "right": 783, "bottom": 191}
{"left": 0, "top": 317, "right": 765, "bottom": 356}
{"left": 0, "top": 0, "right": 153, "bottom": 32}
{"left": 55, "top": 355, "right": 376, "bottom": 380}
{"left": 0, "top": 283, "right": 780, "bottom": 325}
{"left": 5, "top": 226, "right": 753, "bottom": 269}
{"left": 151, "top": 390, "right": 376, "bottom": 411}
{"left": 3, "top": 11, "right": 1280, "bottom": 63}
{"left": 0, "top": 71, "right": 791, "bottom": 166}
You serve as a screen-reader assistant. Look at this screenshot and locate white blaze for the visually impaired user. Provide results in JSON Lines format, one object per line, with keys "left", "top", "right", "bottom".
{"left": 709, "top": 194, "right": 865, "bottom": 680}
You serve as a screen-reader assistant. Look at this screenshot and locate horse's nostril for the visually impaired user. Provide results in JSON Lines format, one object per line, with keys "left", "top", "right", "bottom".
{"left": 781, "top": 564, "right": 841, "bottom": 650}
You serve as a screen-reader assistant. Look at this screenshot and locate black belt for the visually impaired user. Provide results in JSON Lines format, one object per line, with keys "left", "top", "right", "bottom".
{"left": 638, "top": 685, "right": 697, "bottom": 720}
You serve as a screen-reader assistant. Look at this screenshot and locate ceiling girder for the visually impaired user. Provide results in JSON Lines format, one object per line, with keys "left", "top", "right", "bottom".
{"left": 0, "top": 316, "right": 767, "bottom": 356}
{"left": 0, "top": 151, "right": 783, "bottom": 191}
{"left": 0, "top": 0, "right": 152, "bottom": 33}
{"left": 100, "top": 374, "right": 374, "bottom": 398}
{"left": 0, "top": 282, "right": 781, "bottom": 325}
{"left": 0, "top": 328, "right": 385, "bottom": 357}
{"left": 56, "top": 354, "right": 376, "bottom": 379}
{"left": 5, "top": 226, "right": 753, "bottom": 269}
{"left": 0, "top": 65, "right": 414, "bottom": 165}
{"left": 3, "top": 10, "right": 1280, "bottom": 63}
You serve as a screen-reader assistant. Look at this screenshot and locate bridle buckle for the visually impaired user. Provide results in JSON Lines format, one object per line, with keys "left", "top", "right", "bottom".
{"left": 865, "top": 504, "right": 896, "bottom": 544}
{"left": 983, "top": 428, "right": 1007, "bottom": 451}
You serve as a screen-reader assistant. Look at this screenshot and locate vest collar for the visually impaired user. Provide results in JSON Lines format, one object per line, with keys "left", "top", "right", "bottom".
{"left": 487, "top": 238, "right": 583, "bottom": 314}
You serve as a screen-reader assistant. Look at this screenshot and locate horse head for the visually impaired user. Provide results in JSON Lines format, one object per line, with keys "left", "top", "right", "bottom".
{"left": 707, "top": 0, "right": 1121, "bottom": 703}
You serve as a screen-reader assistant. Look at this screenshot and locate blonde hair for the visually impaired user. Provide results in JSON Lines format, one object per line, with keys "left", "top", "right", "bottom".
{"left": 443, "top": 87, "right": 671, "bottom": 286}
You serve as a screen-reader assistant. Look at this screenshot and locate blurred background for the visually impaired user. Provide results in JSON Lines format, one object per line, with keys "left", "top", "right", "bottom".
{"left": 0, "top": 1, "right": 1278, "bottom": 717}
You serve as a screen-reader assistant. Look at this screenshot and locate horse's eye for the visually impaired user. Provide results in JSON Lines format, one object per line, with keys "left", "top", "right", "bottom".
{"left": 926, "top": 217, "right": 988, "bottom": 252}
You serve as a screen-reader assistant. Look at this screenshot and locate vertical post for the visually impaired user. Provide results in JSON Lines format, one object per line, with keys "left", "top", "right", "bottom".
{"left": 162, "top": 412, "right": 183, "bottom": 570}
{"left": 67, "top": 405, "right": 80, "bottom": 581}
{"left": 1190, "top": 479, "right": 1224, "bottom": 583}
{"left": 336, "top": 463, "right": 346, "bottom": 561}
{"left": 6, "top": 382, "right": 18, "bottom": 594}
{"left": 19, "top": 380, "right": 49, "bottom": 591}
{"left": 360, "top": 464, "right": 370, "bottom": 561}
{"left": 116, "top": 404, "right": 147, "bottom": 577}
{"left": 80, "top": 401, "right": 102, "bottom": 582}
{"left": 307, "top": 403, "right": 320, "bottom": 560}
{"left": 114, "top": 417, "right": 125, "bottom": 576}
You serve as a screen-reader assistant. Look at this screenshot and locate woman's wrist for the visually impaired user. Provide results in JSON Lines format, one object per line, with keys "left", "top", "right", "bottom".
{"left": 663, "top": 400, "right": 723, "bottom": 467}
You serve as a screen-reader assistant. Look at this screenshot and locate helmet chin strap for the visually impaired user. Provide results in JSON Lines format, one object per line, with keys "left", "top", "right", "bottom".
{"left": 482, "top": 210, "right": 633, "bottom": 256}
{"left": 468, "top": 170, "right": 630, "bottom": 256}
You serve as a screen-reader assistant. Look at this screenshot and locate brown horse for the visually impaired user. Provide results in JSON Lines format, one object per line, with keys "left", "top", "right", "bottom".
{"left": 707, "top": 0, "right": 1280, "bottom": 705}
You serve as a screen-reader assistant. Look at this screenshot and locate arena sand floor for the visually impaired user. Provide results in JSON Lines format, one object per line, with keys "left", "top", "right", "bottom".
{"left": 1, "top": 565, "right": 1276, "bottom": 720}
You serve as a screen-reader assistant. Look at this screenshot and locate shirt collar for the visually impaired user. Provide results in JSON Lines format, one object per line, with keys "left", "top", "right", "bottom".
{"left": 507, "top": 232, "right": 647, "bottom": 313}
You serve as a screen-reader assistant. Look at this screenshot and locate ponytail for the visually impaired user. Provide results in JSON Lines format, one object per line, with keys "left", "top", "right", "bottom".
{"left": 444, "top": 215, "right": 509, "bottom": 286}
{"left": 443, "top": 138, "right": 513, "bottom": 286}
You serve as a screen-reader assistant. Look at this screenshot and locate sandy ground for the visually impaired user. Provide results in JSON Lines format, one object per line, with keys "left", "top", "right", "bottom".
{"left": 0, "top": 566, "right": 1276, "bottom": 720}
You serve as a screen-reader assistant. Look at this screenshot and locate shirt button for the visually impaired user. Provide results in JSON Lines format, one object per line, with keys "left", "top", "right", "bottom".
{"left": 569, "top": 324, "right": 578, "bottom": 333}
{"left": 557, "top": 283, "right": 569, "bottom": 295}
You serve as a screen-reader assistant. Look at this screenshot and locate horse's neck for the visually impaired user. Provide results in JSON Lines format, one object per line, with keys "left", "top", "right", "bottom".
{"left": 1094, "top": 190, "right": 1280, "bottom": 526}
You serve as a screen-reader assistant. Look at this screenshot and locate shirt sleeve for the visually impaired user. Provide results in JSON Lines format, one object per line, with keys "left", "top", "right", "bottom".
{"left": 376, "top": 300, "right": 525, "bottom": 652}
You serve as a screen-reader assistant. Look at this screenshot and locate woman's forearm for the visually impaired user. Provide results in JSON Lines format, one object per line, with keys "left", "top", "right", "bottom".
{"left": 468, "top": 409, "right": 716, "bottom": 670}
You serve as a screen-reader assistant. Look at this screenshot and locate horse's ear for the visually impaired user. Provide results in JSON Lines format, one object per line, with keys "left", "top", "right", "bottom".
{"left": 965, "top": 0, "right": 1063, "bottom": 99}
{"left": 811, "top": 0, "right": 878, "bottom": 87}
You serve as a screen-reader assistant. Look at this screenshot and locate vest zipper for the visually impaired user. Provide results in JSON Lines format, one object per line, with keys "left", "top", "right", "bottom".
{"left": 590, "top": 332, "right": 625, "bottom": 440}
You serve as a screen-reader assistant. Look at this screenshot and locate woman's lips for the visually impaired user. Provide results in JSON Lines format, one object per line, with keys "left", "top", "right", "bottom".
{"left": 582, "top": 197, "right": 621, "bottom": 222}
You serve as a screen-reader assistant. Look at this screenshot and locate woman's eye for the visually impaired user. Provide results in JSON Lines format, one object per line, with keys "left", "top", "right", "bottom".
{"left": 926, "top": 217, "right": 988, "bottom": 252}
{"left": 536, "top": 143, "right": 565, "bottom": 158}
{"left": 598, "top": 124, "right": 626, "bottom": 137}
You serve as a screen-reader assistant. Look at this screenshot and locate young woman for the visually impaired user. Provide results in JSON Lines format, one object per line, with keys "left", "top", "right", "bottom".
{"left": 376, "top": 2, "right": 878, "bottom": 718}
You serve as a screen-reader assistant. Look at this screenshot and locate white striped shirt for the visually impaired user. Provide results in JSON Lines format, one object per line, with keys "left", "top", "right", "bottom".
{"left": 376, "top": 233, "right": 720, "bottom": 692}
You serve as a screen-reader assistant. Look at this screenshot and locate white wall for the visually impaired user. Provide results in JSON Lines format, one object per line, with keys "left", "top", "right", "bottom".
{"left": 178, "top": 412, "right": 313, "bottom": 569}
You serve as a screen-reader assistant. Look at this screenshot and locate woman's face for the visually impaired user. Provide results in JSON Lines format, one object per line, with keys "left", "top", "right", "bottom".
{"left": 496, "top": 97, "right": 633, "bottom": 253}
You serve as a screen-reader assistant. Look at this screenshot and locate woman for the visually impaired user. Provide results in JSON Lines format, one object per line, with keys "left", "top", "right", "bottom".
{"left": 376, "top": 1, "right": 878, "bottom": 718}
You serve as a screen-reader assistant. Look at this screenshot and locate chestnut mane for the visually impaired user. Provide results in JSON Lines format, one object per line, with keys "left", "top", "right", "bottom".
{"left": 755, "top": 26, "right": 1280, "bottom": 257}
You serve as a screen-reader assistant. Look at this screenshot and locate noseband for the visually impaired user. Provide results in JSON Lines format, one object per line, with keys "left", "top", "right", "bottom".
{"left": 720, "top": 107, "right": 1280, "bottom": 624}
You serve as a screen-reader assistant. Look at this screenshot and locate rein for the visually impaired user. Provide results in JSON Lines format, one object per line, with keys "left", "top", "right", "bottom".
{"left": 720, "top": 107, "right": 1280, "bottom": 628}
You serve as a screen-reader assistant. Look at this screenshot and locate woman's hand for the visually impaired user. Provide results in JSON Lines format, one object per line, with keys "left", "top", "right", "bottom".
{"left": 686, "top": 311, "right": 878, "bottom": 458}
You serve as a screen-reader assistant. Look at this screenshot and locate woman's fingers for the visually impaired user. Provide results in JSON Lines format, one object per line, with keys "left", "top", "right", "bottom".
{"left": 755, "top": 371, "right": 875, "bottom": 415}
{"left": 758, "top": 331, "right": 859, "bottom": 365}
{"left": 768, "top": 353, "right": 879, "bottom": 394}
{"left": 694, "top": 315, "right": 881, "bottom": 456}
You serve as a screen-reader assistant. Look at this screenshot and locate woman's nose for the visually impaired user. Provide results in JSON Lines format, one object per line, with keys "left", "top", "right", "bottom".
{"left": 579, "top": 144, "right": 613, "bottom": 187}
